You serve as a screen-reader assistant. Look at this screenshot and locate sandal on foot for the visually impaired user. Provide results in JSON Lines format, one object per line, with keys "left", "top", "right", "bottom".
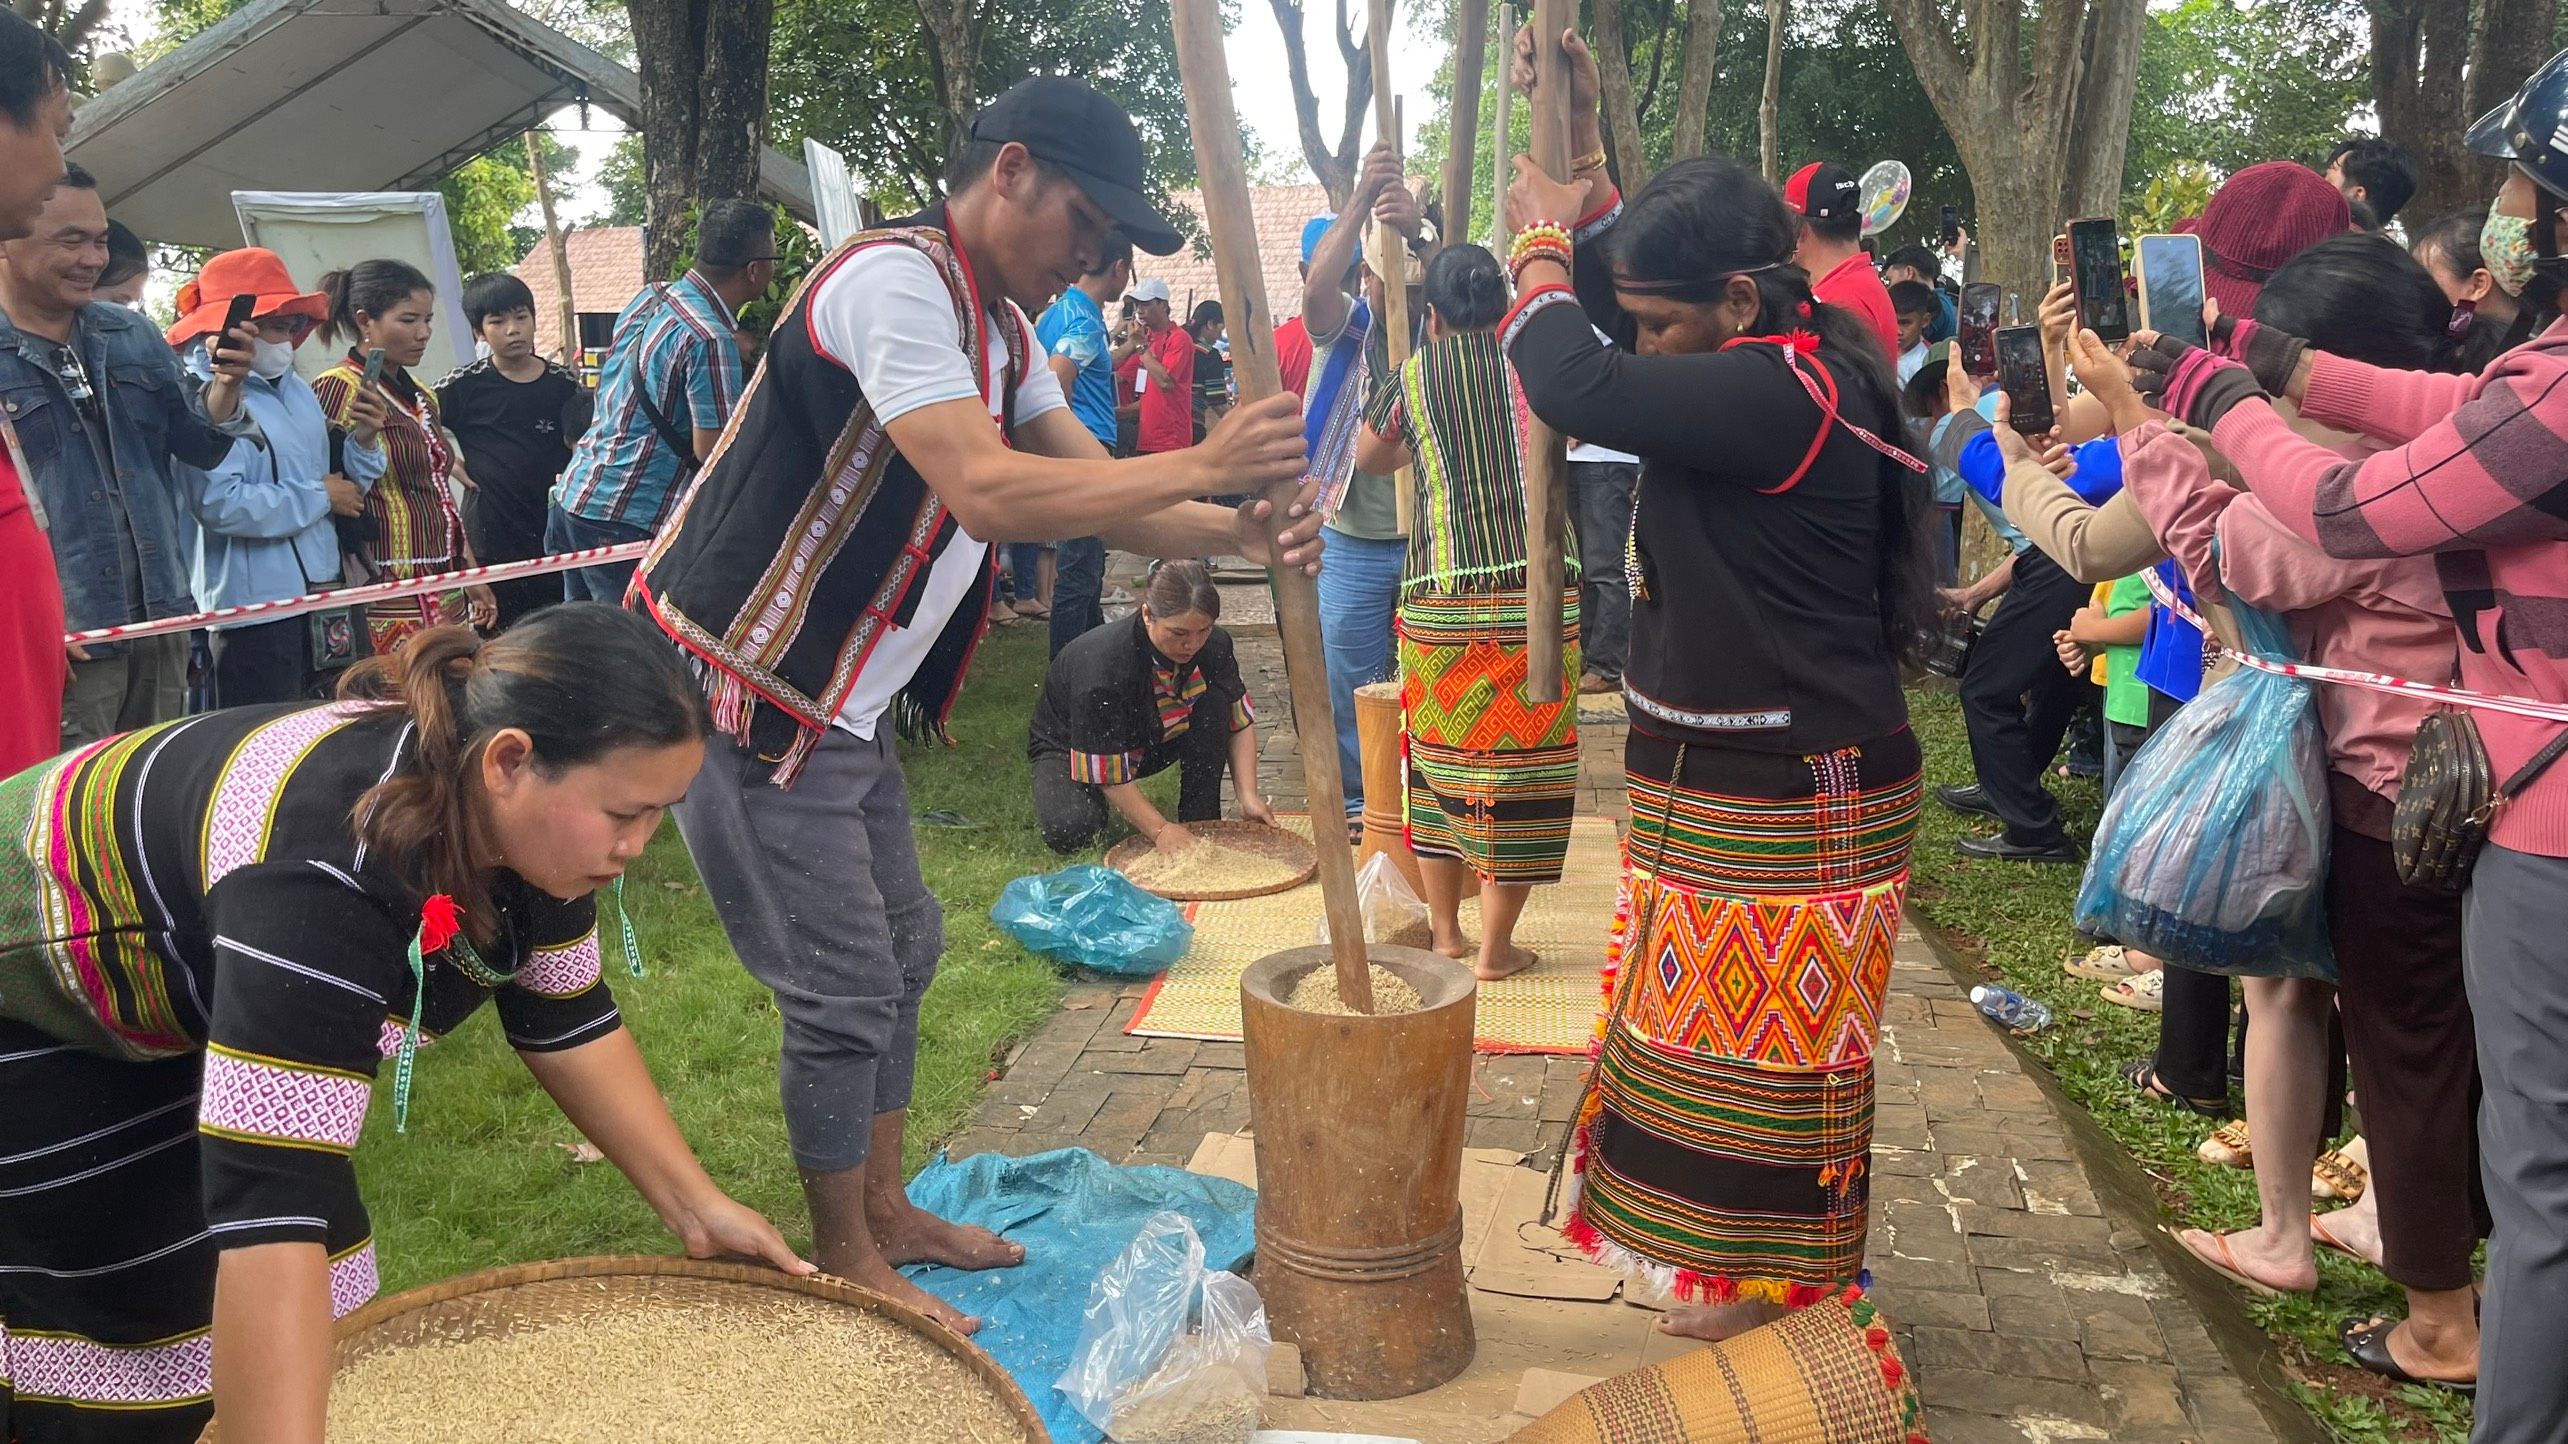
{"left": 2100, "top": 968, "right": 2165, "bottom": 1012}
{"left": 2065, "top": 944, "right": 2136, "bottom": 982}
{"left": 2339, "top": 1315, "right": 2475, "bottom": 1395}
{"left": 2313, "top": 1136, "right": 2369, "bottom": 1203}
{"left": 2169, "top": 1228, "right": 2301, "bottom": 1298}
{"left": 2310, "top": 1212, "right": 2367, "bottom": 1265}
{"left": 2120, "top": 1060, "right": 2227, "bottom": 1119}
{"left": 2196, "top": 1119, "right": 2252, "bottom": 1169}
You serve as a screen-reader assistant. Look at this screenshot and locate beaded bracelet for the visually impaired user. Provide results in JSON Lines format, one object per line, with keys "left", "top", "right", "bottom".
{"left": 1508, "top": 222, "right": 1573, "bottom": 282}
{"left": 1508, "top": 240, "right": 1572, "bottom": 287}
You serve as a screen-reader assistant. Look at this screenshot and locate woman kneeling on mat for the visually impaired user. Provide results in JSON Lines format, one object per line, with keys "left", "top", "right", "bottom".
{"left": 0, "top": 603, "right": 808, "bottom": 1443}
{"left": 1028, "top": 561, "right": 1274, "bottom": 854}
{"left": 1356, "top": 242, "right": 1582, "bottom": 982}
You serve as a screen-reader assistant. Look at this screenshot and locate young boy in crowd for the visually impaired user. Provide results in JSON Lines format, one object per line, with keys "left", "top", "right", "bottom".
{"left": 1889, "top": 280, "right": 1939, "bottom": 385}
{"left": 439, "top": 273, "right": 593, "bottom": 629}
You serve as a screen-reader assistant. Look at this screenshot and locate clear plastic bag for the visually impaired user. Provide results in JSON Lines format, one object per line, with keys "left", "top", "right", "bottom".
{"left": 991, "top": 865, "right": 1195, "bottom": 976}
{"left": 1058, "top": 1212, "right": 1270, "bottom": 1444}
{"left": 2075, "top": 603, "right": 2335, "bottom": 980}
{"left": 1315, "top": 851, "right": 1432, "bottom": 951}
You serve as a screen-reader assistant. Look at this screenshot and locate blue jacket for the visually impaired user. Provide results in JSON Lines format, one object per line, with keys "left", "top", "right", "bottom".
{"left": 177, "top": 341, "right": 384, "bottom": 625}
{"left": 0, "top": 302, "right": 255, "bottom": 637}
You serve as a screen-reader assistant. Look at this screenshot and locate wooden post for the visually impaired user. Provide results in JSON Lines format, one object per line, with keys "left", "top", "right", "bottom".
{"left": 1367, "top": 1, "right": 1418, "bottom": 539}
{"left": 1170, "top": 0, "right": 1374, "bottom": 1011}
{"left": 526, "top": 131, "right": 578, "bottom": 368}
{"left": 1491, "top": 4, "right": 1517, "bottom": 250}
{"left": 1519, "top": 0, "right": 1574, "bottom": 702}
{"left": 1440, "top": 0, "right": 1488, "bottom": 257}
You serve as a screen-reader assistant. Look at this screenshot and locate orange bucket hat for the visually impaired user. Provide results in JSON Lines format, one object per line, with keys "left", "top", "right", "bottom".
{"left": 166, "top": 247, "right": 330, "bottom": 348}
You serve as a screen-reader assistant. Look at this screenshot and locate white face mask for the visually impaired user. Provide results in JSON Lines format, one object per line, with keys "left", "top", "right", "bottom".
{"left": 249, "top": 338, "right": 296, "bottom": 380}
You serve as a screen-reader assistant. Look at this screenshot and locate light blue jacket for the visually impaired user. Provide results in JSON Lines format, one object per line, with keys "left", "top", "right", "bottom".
{"left": 177, "top": 342, "right": 385, "bottom": 627}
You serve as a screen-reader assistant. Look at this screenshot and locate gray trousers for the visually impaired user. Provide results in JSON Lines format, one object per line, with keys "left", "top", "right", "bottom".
{"left": 2467, "top": 842, "right": 2568, "bottom": 1444}
{"left": 675, "top": 726, "right": 943, "bottom": 1174}
{"left": 62, "top": 633, "right": 188, "bottom": 748}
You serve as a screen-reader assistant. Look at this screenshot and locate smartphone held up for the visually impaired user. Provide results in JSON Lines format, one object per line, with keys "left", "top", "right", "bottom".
{"left": 2066, "top": 216, "right": 2130, "bottom": 344}
{"left": 1958, "top": 283, "right": 2003, "bottom": 378}
{"left": 2134, "top": 233, "right": 2208, "bottom": 348}
{"left": 1996, "top": 325, "right": 2053, "bottom": 435}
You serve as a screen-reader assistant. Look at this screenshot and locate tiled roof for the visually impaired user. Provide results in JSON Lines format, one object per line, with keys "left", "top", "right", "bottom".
{"left": 513, "top": 226, "right": 646, "bottom": 356}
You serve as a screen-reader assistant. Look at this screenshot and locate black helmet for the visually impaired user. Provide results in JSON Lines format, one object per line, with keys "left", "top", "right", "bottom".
{"left": 2469, "top": 45, "right": 2568, "bottom": 201}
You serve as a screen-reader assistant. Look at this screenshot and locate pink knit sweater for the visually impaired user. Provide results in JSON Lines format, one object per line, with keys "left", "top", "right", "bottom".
{"left": 2212, "top": 319, "right": 2568, "bottom": 856}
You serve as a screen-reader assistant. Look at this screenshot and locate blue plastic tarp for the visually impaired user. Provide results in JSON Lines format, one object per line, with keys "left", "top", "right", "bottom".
{"left": 901, "top": 1148, "right": 1258, "bottom": 1444}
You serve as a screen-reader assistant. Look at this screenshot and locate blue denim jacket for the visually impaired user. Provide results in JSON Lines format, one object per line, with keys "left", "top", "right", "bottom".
{"left": 176, "top": 340, "right": 384, "bottom": 625}
{"left": 0, "top": 302, "right": 254, "bottom": 637}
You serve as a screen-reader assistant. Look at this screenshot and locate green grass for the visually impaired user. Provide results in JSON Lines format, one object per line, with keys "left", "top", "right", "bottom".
{"left": 1901, "top": 685, "right": 2464, "bottom": 1443}
{"left": 350, "top": 624, "right": 1086, "bottom": 1293}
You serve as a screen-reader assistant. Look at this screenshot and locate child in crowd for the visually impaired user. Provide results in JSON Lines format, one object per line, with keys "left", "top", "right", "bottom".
{"left": 1889, "top": 279, "right": 1939, "bottom": 385}
{"left": 439, "top": 273, "right": 593, "bottom": 631}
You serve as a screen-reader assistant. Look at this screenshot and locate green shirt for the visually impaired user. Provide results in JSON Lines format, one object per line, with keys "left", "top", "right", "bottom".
{"left": 1365, "top": 330, "right": 1577, "bottom": 594}
{"left": 2102, "top": 572, "right": 2152, "bottom": 727}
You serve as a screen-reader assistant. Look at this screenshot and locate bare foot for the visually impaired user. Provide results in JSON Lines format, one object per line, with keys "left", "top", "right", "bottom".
{"left": 2311, "top": 1209, "right": 2383, "bottom": 1268}
{"left": 1429, "top": 927, "right": 1471, "bottom": 961}
{"left": 1476, "top": 943, "right": 1539, "bottom": 981}
{"left": 2349, "top": 1314, "right": 2479, "bottom": 1385}
{"left": 1655, "top": 1299, "right": 1784, "bottom": 1343}
{"left": 2176, "top": 1227, "right": 2317, "bottom": 1294}
{"left": 867, "top": 1196, "right": 1026, "bottom": 1272}
{"left": 828, "top": 1252, "right": 982, "bottom": 1336}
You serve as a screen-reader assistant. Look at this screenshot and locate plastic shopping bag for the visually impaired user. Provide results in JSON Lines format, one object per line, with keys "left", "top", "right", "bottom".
{"left": 1315, "top": 851, "right": 1433, "bottom": 950}
{"left": 2074, "top": 602, "right": 2334, "bottom": 980}
{"left": 992, "top": 865, "right": 1194, "bottom": 976}
{"left": 1058, "top": 1211, "right": 1270, "bottom": 1444}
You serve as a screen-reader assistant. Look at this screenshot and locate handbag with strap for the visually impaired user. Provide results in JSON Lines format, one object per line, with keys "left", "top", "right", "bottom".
{"left": 2393, "top": 707, "right": 2568, "bottom": 891}
{"left": 296, "top": 549, "right": 371, "bottom": 679}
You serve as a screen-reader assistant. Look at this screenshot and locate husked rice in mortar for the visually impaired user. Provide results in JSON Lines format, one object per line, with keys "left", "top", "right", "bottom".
{"left": 324, "top": 1296, "right": 1031, "bottom": 1443}
{"left": 1121, "top": 840, "right": 1301, "bottom": 894}
{"left": 1284, "top": 963, "right": 1423, "bottom": 1015}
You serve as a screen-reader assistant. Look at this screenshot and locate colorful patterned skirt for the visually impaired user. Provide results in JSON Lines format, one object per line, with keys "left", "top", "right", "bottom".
{"left": 364, "top": 588, "right": 464, "bottom": 656}
{"left": 1564, "top": 727, "right": 1922, "bottom": 1307}
{"left": 1397, "top": 588, "right": 1581, "bottom": 885}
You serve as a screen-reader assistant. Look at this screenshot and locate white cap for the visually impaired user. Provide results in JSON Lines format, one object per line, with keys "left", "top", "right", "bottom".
{"left": 1128, "top": 277, "right": 1171, "bottom": 304}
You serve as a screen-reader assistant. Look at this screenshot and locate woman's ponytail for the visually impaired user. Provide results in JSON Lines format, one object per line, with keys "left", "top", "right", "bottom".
{"left": 342, "top": 626, "right": 496, "bottom": 939}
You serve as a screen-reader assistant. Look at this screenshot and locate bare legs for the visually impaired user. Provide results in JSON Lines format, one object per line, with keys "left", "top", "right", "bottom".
{"left": 1418, "top": 855, "right": 1539, "bottom": 979}
{"left": 2176, "top": 976, "right": 2332, "bottom": 1292}
{"left": 802, "top": 1109, "right": 1025, "bottom": 1336}
{"left": 1656, "top": 1298, "right": 1786, "bottom": 1343}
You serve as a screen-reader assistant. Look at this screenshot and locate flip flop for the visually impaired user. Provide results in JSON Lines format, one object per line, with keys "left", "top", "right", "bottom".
{"left": 2120, "top": 1059, "right": 2227, "bottom": 1119}
{"left": 2339, "top": 1315, "right": 2475, "bottom": 1395}
{"left": 2168, "top": 1227, "right": 2301, "bottom": 1298}
{"left": 2197, "top": 1119, "right": 2252, "bottom": 1169}
{"left": 2309, "top": 1212, "right": 2367, "bottom": 1265}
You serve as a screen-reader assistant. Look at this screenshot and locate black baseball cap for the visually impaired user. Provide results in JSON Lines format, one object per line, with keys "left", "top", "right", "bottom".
{"left": 969, "top": 77, "right": 1185, "bottom": 256}
{"left": 1784, "top": 161, "right": 1860, "bottom": 222}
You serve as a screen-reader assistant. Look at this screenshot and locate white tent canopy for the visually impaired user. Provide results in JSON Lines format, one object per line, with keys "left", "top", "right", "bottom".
{"left": 66, "top": 0, "right": 814, "bottom": 251}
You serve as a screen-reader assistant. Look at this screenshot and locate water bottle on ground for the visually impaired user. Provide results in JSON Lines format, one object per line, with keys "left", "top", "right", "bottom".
{"left": 1970, "top": 984, "right": 2053, "bottom": 1032}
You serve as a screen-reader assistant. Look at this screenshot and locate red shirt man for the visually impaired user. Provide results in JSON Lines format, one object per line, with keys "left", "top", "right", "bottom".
{"left": 1785, "top": 160, "right": 1902, "bottom": 362}
{"left": 1274, "top": 314, "right": 1313, "bottom": 399}
{"left": 1130, "top": 277, "right": 1196, "bottom": 454}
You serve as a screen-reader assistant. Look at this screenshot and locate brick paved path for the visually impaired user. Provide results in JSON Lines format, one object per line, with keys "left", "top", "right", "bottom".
{"left": 947, "top": 619, "right": 2286, "bottom": 1441}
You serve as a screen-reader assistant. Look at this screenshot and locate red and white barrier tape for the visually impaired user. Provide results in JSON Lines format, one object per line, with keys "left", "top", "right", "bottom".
{"left": 2139, "top": 567, "right": 2568, "bottom": 725}
{"left": 63, "top": 543, "right": 652, "bottom": 647}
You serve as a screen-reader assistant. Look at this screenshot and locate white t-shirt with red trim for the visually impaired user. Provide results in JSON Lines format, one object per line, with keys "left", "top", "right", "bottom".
{"left": 806, "top": 244, "right": 1068, "bottom": 738}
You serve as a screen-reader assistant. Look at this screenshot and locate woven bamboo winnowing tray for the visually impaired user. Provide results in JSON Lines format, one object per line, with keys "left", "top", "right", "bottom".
{"left": 199, "top": 1255, "right": 1048, "bottom": 1442}
{"left": 1107, "top": 818, "right": 1319, "bottom": 901}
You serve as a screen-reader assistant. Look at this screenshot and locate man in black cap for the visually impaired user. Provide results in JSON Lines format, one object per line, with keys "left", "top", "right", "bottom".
{"left": 635, "top": 76, "right": 1319, "bottom": 1335}
{"left": 1784, "top": 159, "right": 1901, "bottom": 360}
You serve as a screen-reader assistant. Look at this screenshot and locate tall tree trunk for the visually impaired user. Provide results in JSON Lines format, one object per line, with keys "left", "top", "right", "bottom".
{"left": 1271, "top": 0, "right": 1376, "bottom": 205}
{"left": 2462, "top": 0, "right": 2561, "bottom": 212}
{"left": 1590, "top": 0, "right": 1652, "bottom": 189}
{"left": 913, "top": 0, "right": 984, "bottom": 186}
{"left": 526, "top": 133, "right": 580, "bottom": 367}
{"left": 2059, "top": 0, "right": 2144, "bottom": 218}
{"left": 1667, "top": 0, "right": 1725, "bottom": 160}
{"left": 627, "top": 0, "right": 774, "bottom": 279}
{"left": 1756, "top": 0, "right": 1785, "bottom": 181}
{"left": 2370, "top": 0, "right": 2477, "bottom": 226}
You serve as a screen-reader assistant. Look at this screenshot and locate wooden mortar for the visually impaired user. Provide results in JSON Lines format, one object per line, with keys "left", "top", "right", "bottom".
{"left": 1353, "top": 680, "right": 1425, "bottom": 897}
{"left": 1241, "top": 944, "right": 1477, "bottom": 1399}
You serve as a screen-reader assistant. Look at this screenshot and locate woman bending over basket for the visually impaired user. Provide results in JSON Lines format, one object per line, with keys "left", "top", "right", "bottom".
{"left": 1501, "top": 26, "right": 1937, "bottom": 1344}
{"left": 1027, "top": 560, "right": 1273, "bottom": 854}
{"left": 0, "top": 603, "right": 808, "bottom": 1444}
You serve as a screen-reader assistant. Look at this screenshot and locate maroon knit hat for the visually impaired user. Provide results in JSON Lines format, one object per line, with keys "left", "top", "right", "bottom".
{"left": 2187, "top": 161, "right": 2354, "bottom": 320}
